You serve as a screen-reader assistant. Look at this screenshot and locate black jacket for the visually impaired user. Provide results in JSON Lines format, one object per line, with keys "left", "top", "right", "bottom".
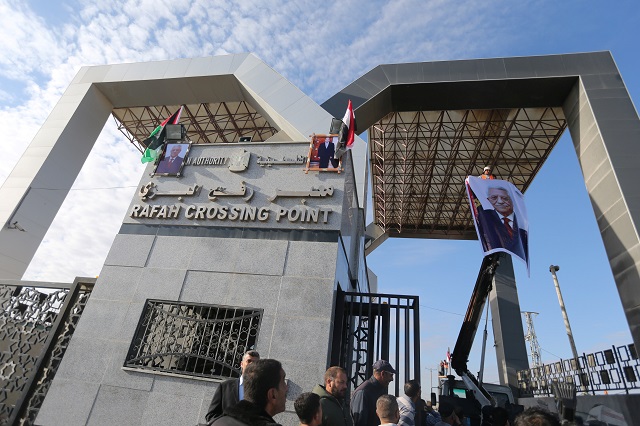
{"left": 210, "top": 400, "right": 281, "bottom": 426}
{"left": 206, "top": 378, "right": 240, "bottom": 422}
{"left": 317, "top": 141, "right": 337, "bottom": 168}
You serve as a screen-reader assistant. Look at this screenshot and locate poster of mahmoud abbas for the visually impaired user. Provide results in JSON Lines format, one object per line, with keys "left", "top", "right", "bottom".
{"left": 466, "top": 176, "right": 530, "bottom": 273}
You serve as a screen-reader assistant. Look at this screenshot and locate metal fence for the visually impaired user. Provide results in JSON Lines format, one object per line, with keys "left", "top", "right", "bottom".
{"left": 331, "top": 290, "right": 420, "bottom": 397}
{"left": 0, "top": 277, "right": 94, "bottom": 426}
{"left": 124, "top": 300, "right": 262, "bottom": 380}
{"left": 517, "top": 343, "right": 640, "bottom": 395}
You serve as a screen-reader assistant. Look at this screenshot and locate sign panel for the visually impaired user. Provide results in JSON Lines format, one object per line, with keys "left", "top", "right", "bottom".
{"left": 128, "top": 142, "right": 346, "bottom": 231}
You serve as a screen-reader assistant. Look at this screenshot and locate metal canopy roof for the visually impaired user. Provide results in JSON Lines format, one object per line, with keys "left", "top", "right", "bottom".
{"left": 370, "top": 107, "right": 566, "bottom": 239}
{"left": 112, "top": 102, "right": 278, "bottom": 152}
{"left": 320, "top": 58, "right": 587, "bottom": 243}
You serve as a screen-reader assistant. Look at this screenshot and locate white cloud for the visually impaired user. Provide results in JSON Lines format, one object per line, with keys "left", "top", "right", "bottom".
{"left": 0, "top": 2, "right": 67, "bottom": 82}
{"left": 0, "top": 0, "right": 549, "bottom": 282}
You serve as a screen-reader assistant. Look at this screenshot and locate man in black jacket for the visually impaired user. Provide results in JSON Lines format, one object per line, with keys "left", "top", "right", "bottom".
{"left": 350, "top": 360, "right": 395, "bottom": 426}
{"left": 317, "top": 137, "right": 338, "bottom": 168}
{"left": 206, "top": 350, "right": 260, "bottom": 422}
{"left": 211, "top": 358, "right": 288, "bottom": 426}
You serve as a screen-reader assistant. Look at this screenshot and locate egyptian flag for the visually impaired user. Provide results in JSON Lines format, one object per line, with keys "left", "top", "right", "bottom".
{"left": 141, "top": 106, "right": 183, "bottom": 163}
{"left": 334, "top": 99, "right": 357, "bottom": 159}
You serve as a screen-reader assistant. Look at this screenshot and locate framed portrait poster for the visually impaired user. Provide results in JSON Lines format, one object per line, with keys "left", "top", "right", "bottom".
{"left": 153, "top": 142, "right": 191, "bottom": 177}
{"left": 305, "top": 134, "right": 342, "bottom": 172}
{"left": 465, "top": 176, "right": 529, "bottom": 273}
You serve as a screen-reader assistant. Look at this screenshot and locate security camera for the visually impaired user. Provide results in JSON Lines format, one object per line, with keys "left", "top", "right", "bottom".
{"left": 10, "top": 221, "right": 26, "bottom": 232}
{"left": 549, "top": 265, "right": 559, "bottom": 272}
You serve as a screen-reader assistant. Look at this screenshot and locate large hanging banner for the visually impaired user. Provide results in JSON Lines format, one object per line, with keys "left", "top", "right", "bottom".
{"left": 466, "top": 176, "right": 530, "bottom": 273}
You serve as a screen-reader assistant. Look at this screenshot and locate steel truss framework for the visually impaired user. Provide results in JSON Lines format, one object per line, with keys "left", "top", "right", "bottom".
{"left": 112, "top": 101, "right": 279, "bottom": 153}
{"left": 370, "top": 107, "right": 567, "bottom": 238}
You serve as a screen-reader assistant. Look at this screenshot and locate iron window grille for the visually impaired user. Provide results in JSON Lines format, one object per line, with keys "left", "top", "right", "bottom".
{"left": 124, "top": 300, "right": 262, "bottom": 381}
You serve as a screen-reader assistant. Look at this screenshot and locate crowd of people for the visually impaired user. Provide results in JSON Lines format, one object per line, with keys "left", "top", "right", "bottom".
{"left": 203, "top": 351, "right": 566, "bottom": 426}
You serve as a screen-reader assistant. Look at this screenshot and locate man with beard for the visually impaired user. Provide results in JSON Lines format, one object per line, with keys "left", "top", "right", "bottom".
{"left": 351, "top": 360, "right": 396, "bottom": 426}
{"left": 313, "top": 366, "right": 352, "bottom": 426}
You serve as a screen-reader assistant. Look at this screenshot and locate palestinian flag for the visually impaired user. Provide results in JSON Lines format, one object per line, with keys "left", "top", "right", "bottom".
{"left": 141, "top": 106, "right": 183, "bottom": 163}
{"left": 334, "top": 99, "right": 357, "bottom": 160}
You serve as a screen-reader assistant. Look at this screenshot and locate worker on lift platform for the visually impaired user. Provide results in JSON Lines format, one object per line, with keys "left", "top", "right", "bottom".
{"left": 480, "top": 166, "right": 495, "bottom": 180}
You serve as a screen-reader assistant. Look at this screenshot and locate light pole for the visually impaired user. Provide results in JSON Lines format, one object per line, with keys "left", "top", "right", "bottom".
{"left": 425, "top": 367, "right": 438, "bottom": 392}
{"left": 549, "top": 265, "right": 579, "bottom": 360}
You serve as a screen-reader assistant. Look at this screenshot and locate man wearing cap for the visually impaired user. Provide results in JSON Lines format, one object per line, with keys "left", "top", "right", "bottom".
{"left": 350, "top": 360, "right": 396, "bottom": 426}
{"left": 480, "top": 166, "right": 495, "bottom": 180}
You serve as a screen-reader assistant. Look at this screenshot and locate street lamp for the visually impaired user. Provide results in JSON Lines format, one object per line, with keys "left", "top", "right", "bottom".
{"left": 549, "top": 265, "right": 579, "bottom": 360}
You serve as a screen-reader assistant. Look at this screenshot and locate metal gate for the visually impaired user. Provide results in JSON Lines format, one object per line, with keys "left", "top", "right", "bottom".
{"left": 331, "top": 290, "right": 420, "bottom": 397}
{"left": 0, "top": 277, "right": 94, "bottom": 426}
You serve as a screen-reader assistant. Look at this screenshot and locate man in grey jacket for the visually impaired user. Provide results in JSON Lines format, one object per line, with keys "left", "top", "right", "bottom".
{"left": 312, "top": 366, "right": 353, "bottom": 426}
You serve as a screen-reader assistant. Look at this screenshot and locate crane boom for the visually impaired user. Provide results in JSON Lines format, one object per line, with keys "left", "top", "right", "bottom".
{"left": 450, "top": 254, "right": 500, "bottom": 407}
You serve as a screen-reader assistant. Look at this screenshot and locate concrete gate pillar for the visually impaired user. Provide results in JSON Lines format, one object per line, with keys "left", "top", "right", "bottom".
{"left": 489, "top": 253, "right": 530, "bottom": 395}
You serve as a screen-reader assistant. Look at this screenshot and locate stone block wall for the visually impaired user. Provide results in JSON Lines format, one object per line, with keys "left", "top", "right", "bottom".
{"left": 36, "top": 234, "right": 340, "bottom": 426}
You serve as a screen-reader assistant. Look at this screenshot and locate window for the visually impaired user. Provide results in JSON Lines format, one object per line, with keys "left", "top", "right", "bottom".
{"left": 124, "top": 300, "right": 262, "bottom": 380}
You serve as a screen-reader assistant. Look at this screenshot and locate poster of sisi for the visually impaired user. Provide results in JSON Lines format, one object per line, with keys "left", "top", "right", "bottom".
{"left": 306, "top": 134, "right": 341, "bottom": 172}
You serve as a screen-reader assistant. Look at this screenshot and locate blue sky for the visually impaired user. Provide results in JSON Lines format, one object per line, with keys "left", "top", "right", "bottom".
{"left": 1, "top": 0, "right": 639, "bottom": 391}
